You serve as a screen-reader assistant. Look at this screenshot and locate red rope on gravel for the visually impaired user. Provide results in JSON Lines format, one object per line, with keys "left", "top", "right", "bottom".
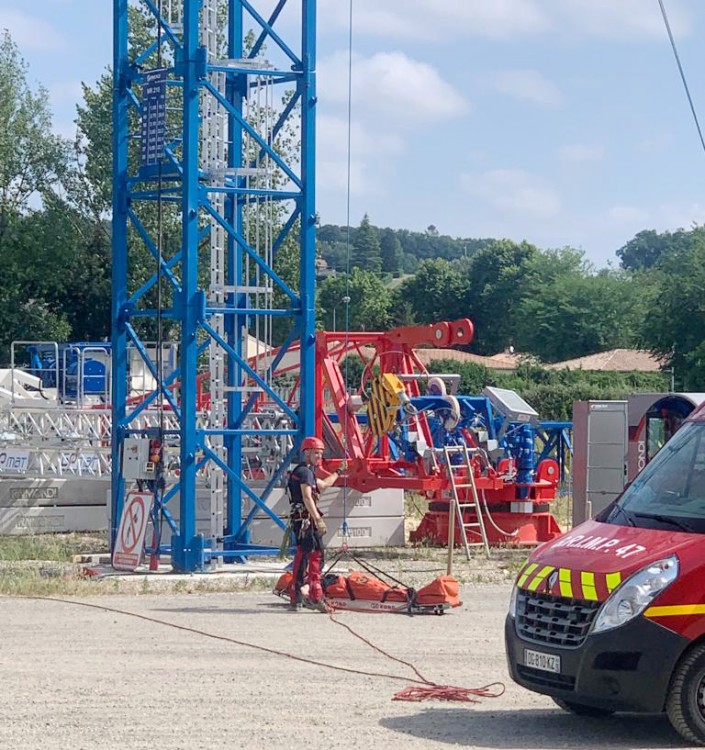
{"left": 328, "top": 613, "right": 505, "bottom": 703}
{"left": 6, "top": 595, "right": 505, "bottom": 704}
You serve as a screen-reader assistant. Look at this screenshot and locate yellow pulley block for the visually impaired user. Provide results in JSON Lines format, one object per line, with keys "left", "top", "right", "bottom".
{"left": 367, "top": 372, "right": 407, "bottom": 436}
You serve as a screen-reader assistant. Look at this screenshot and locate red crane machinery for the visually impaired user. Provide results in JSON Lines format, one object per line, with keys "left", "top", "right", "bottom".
{"left": 253, "top": 319, "right": 562, "bottom": 547}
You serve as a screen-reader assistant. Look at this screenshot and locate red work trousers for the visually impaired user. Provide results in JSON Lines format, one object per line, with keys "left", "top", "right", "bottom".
{"left": 290, "top": 545, "right": 323, "bottom": 604}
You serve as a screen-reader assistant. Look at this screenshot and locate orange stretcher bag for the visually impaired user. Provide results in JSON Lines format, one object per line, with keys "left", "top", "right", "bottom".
{"left": 274, "top": 567, "right": 462, "bottom": 614}
{"left": 415, "top": 575, "right": 462, "bottom": 608}
{"left": 345, "top": 571, "right": 410, "bottom": 602}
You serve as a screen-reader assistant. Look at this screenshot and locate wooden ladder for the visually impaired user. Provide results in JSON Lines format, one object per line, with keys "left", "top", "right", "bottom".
{"left": 443, "top": 444, "right": 491, "bottom": 562}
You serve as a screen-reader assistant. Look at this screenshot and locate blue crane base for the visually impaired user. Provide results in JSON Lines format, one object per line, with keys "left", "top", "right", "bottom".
{"left": 171, "top": 534, "right": 283, "bottom": 571}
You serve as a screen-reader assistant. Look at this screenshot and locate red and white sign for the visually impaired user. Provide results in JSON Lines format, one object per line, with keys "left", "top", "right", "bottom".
{"left": 112, "top": 491, "right": 152, "bottom": 571}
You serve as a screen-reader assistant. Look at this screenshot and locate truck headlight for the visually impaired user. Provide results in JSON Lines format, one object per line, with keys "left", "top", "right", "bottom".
{"left": 593, "top": 556, "right": 679, "bottom": 633}
{"left": 508, "top": 584, "right": 518, "bottom": 618}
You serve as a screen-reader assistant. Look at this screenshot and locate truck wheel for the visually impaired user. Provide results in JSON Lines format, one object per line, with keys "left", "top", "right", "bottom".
{"left": 666, "top": 642, "right": 705, "bottom": 745}
{"left": 552, "top": 697, "right": 614, "bottom": 718}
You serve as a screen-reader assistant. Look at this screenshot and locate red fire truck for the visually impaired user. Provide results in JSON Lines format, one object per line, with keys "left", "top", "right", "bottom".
{"left": 505, "top": 404, "right": 705, "bottom": 745}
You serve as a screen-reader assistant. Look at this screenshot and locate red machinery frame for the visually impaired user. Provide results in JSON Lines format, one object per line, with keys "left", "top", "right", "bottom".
{"left": 245, "top": 319, "right": 562, "bottom": 545}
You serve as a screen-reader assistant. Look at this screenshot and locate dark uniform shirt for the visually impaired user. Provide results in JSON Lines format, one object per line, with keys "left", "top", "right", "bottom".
{"left": 288, "top": 463, "right": 323, "bottom": 550}
{"left": 288, "top": 463, "right": 318, "bottom": 512}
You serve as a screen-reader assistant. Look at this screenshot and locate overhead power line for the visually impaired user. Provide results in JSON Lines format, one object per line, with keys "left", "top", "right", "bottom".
{"left": 657, "top": 0, "right": 705, "bottom": 156}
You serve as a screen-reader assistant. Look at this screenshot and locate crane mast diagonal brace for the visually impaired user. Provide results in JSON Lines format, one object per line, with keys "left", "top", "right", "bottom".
{"left": 111, "top": 0, "right": 317, "bottom": 571}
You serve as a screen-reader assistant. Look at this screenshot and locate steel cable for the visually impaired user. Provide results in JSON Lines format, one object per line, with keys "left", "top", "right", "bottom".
{"left": 657, "top": 0, "right": 705, "bottom": 156}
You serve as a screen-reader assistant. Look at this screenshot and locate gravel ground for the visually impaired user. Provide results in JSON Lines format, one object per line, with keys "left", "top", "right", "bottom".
{"left": 0, "top": 580, "right": 690, "bottom": 750}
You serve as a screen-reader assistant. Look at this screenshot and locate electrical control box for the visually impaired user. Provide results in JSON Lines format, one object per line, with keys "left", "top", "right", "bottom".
{"left": 121, "top": 436, "right": 157, "bottom": 481}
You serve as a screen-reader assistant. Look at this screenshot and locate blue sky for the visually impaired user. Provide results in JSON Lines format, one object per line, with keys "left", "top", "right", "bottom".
{"left": 2, "top": 0, "right": 705, "bottom": 268}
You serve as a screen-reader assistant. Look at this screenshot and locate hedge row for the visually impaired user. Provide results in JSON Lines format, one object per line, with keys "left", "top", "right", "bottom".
{"left": 427, "top": 359, "right": 669, "bottom": 421}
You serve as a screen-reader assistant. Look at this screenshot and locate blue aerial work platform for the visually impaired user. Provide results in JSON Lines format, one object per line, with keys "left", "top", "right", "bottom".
{"left": 111, "top": 0, "right": 317, "bottom": 571}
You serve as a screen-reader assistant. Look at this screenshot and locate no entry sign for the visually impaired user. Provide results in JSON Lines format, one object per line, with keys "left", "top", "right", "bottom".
{"left": 112, "top": 491, "right": 153, "bottom": 571}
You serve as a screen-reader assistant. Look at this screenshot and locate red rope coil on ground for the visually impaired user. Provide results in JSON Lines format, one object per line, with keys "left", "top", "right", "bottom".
{"left": 329, "top": 613, "right": 505, "bottom": 703}
{"left": 392, "top": 682, "right": 505, "bottom": 703}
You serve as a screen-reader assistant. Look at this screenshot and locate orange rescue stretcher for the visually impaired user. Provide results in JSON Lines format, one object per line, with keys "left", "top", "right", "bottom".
{"left": 274, "top": 555, "right": 462, "bottom": 615}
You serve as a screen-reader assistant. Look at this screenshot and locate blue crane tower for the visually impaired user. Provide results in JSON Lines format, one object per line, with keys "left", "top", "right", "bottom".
{"left": 111, "top": 0, "right": 317, "bottom": 571}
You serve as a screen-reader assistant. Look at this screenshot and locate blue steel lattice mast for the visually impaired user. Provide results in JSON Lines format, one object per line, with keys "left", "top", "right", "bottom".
{"left": 112, "top": 0, "right": 317, "bottom": 571}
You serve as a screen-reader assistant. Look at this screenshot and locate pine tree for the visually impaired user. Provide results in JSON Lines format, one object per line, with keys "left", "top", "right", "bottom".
{"left": 380, "top": 228, "right": 403, "bottom": 277}
{"left": 351, "top": 214, "right": 382, "bottom": 273}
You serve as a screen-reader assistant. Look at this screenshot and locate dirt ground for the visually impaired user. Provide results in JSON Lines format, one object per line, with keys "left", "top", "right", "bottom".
{"left": 0, "top": 579, "right": 691, "bottom": 750}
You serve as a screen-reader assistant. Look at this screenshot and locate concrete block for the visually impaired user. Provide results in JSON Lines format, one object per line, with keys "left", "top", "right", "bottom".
{"left": 0, "top": 478, "right": 111, "bottom": 509}
{"left": 247, "top": 515, "right": 404, "bottom": 548}
{"left": 113, "top": 486, "right": 405, "bottom": 548}
{"left": 0, "top": 505, "right": 108, "bottom": 535}
{"left": 244, "top": 487, "right": 404, "bottom": 519}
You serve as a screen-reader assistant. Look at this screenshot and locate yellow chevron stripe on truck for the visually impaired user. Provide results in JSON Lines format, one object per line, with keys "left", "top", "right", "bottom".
{"left": 580, "top": 571, "right": 598, "bottom": 601}
{"left": 559, "top": 567, "right": 573, "bottom": 598}
{"left": 605, "top": 571, "right": 622, "bottom": 593}
{"left": 517, "top": 563, "right": 538, "bottom": 588}
{"left": 517, "top": 564, "right": 623, "bottom": 602}
{"left": 526, "top": 565, "right": 554, "bottom": 592}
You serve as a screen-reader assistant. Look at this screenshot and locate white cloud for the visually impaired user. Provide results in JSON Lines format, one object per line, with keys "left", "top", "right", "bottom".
{"left": 558, "top": 143, "right": 606, "bottom": 163}
{"left": 318, "top": 0, "right": 549, "bottom": 41}
{"left": 461, "top": 169, "right": 561, "bottom": 218}
{"left": 647, "top": 201, "right": 705, "bottom": 232}
{"left": 316, "top": 115, "right": 403, "bottom": 195}
{"left": 423, "top": 0, "right": 550, "bottom": 39}
{"left": 320, "top": 50, "right": 468, "bottom": 125}
{"left": 547, "top": 0, "right": 692, "bottom": 40}
{"left": 0, "top": 8, "right": 66, "bottom": 52}
{"left": 489, "top": 69, "right": 563, "bottom": 108}
{"left": 318, "top": 1, "right": 423, "bottom": 39}
{"left": 319, "top": 0, "right": 692, "bottom": 43}
{"left": 601, "top": 201, "right": 705, "bottom": 237}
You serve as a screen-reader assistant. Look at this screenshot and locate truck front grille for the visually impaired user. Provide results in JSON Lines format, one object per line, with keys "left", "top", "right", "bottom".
{"left": 516, "top": 589, "right": 600, "bottom": 648}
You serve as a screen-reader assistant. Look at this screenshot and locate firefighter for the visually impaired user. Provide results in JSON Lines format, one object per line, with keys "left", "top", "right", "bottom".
{"left": 288, "top": 436, "right": 344, "bottom": 612}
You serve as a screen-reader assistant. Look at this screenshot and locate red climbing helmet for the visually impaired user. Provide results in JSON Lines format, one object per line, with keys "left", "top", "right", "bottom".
{"left": 301, "top": 436, "right": 325, "bottom": 451}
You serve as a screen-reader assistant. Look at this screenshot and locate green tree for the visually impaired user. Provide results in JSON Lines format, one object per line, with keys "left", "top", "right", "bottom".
{"left": 21, "top": 198, "right": 111, "bottom": 341}
{"left": 516, "top": 264, "right": 647, "bottom": 362}
{"left": 318, "top": 269, "right": 391, "bottom": 331}
{"left": 616, "top": 228, "right": 693, "bottom": 271}
{"left": 388, "top": 298, "right": 417, "bottom": 327}
{"left": 641, "top": 231, "right": 705, "bottom": 389}
{"left": 0, "top": 31, "right": 68, "bottom": 237}
{"left": 402, "top": 252, "right": 419, "bottom": 274}
{"left": 395, "top": 259, "right": 467, "bottom": 325}
{"left": 0, "top": 32, "right": 80, "bottom": 360}
{"left": 0, "top": 204, "right": 102, "bottom": 361}
{"left": 464, "top": 240, "right": 538, "bottom": 354}
{"left": 380, "top": 228, "right": 403, "bottom": 277}
{"left": 351, "top": 214, "right": 382, "bottom": 273}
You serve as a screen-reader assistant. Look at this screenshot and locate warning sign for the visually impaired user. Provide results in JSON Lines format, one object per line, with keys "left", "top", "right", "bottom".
{"left": 112, "top": 491, "right": 152, "bottom": 571}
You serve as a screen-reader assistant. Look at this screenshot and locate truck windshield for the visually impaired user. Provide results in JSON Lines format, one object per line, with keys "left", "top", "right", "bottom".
{"left": 600, "top": 421, "right": 705, "bottom": 533}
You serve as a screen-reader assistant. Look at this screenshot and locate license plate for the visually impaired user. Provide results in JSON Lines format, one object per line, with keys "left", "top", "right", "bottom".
{"left": 524, "top": 648, "right": 561, "bottom": 674}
